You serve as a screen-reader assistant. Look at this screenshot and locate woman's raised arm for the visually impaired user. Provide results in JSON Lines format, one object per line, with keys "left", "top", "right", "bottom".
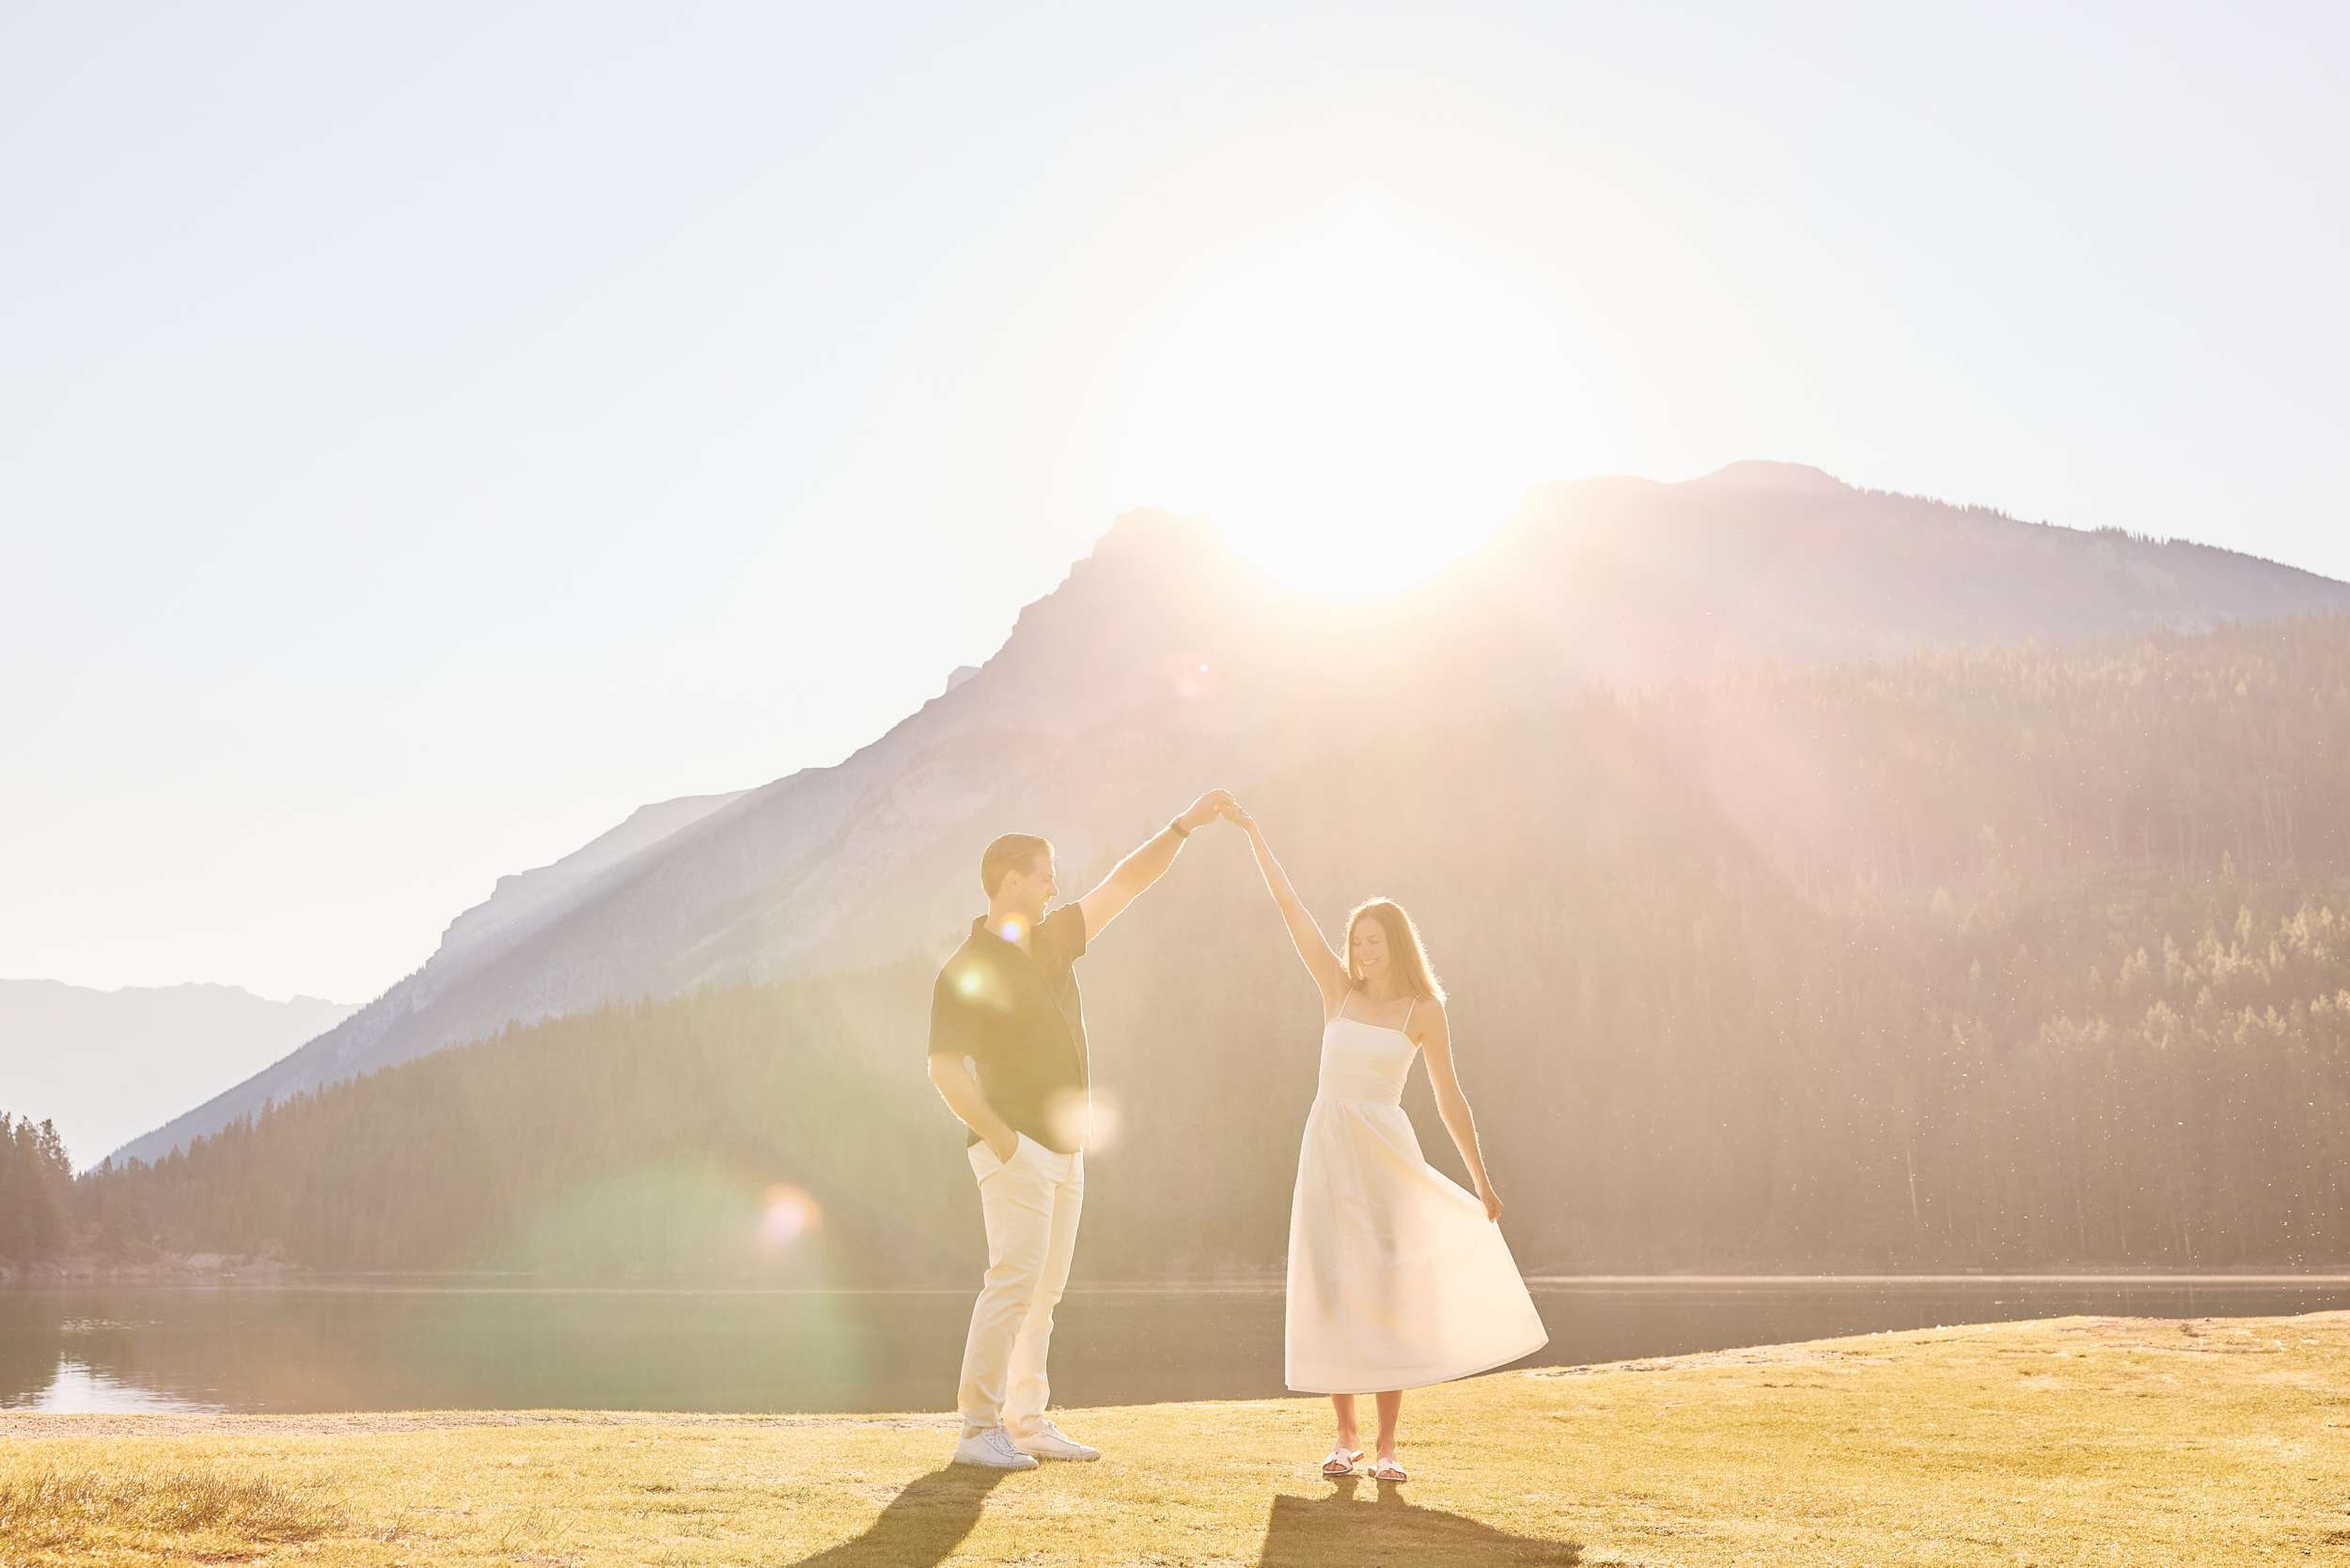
{"left": 1224, "top": 805, "right": 1349, "bottom": 1012}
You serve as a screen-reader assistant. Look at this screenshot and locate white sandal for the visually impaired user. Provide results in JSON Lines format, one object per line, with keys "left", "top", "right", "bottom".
{"left": 1321, "top": 1447, "right": 1363, "bottom": 1476}
{"left": 1371, "top": 1458, "right": 1407, "bottom": 1482}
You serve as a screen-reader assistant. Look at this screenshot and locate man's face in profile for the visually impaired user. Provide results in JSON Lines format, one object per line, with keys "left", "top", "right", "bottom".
{"left": 997, "top": 853, "right": 1058, "bottom": 934}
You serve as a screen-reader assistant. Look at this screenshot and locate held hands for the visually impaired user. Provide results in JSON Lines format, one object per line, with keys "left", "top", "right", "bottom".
{"left": 1176, "top": 789, "right": 1239, "bottom": 834}
{"left": 1216, "top": 798, "right": 1258, "bottom": 833}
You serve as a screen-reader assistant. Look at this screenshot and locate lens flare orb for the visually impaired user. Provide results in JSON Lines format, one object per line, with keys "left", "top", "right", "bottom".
{"left": 1165, "top": 650, "right": 1217, "bottom": 701}
{"left": 761, "top": 1184, "right": 822, "bottom": 1245}
{"left": 1087, "top": 1090, "right": 1124, "bottom": 1155}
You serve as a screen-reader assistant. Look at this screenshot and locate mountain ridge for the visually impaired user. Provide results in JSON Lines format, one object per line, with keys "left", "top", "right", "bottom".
{"left": 0, "top": 980, "right": 356, "bottom": 1168}
{"left": 112, "top": 462, "right": 2350, "bottom": 1166}
{"left": 81, "top": 612, "right": 2350, "bottom": 1278}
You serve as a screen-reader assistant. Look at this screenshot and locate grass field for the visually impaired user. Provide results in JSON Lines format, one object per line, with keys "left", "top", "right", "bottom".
{"left": 5, "top": 1312, "right": 2348, "bottom": 1566}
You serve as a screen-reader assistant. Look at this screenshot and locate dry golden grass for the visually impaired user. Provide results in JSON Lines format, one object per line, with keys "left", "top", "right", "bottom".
{"left": 0, "top": 1465, "right": 340, "bottom": 1565}
{"left": 5, "top": 1312, "right": 2349, "bottom": 1565}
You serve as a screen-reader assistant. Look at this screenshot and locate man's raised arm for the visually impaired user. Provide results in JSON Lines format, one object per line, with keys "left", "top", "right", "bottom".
{"left": 1075, "top": 790, "right": 1233, "bottom": 940}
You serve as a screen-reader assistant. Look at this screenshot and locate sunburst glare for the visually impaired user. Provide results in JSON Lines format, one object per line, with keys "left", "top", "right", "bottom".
{"left": 1108, "top": 205, "right": 1621, "bottom": 598}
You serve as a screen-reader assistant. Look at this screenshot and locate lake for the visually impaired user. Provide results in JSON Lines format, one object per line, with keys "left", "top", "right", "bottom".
{"left": 7, "top": 1276, "right": 2348, "bottom": 1416}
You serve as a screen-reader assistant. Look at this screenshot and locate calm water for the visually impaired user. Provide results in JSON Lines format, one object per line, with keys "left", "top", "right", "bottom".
{"left": 6, "top": 1277, "right": 2348, "bottom": 1416}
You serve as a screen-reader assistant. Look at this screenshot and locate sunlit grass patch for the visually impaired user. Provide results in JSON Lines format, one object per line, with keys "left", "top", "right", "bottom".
{"left": 4, "top": 1314, "right": 2349, "bottom": 1564}
{"left": 0, "top": 1464, "right": 341, "bottom": 1566}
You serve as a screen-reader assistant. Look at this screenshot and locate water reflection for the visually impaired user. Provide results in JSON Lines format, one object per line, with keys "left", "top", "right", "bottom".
{"left": 2, "top": 1277, "right": 2345, "bottom": 1417}
{"left": 14, "top": 1360, "right": 221, "bottom": 1414}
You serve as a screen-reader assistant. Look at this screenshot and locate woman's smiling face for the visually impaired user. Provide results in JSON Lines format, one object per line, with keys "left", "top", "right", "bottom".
{"left": 1350, "top": 916, "right": 1390, "bottom": 985}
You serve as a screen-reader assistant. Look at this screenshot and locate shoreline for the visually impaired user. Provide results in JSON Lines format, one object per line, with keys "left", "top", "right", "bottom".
{"left": 8, "top": 1311, "right": 2349, "bottom": 1564}
{"left": 15, "top": 1267, "right": 2350, "bottom": 1291}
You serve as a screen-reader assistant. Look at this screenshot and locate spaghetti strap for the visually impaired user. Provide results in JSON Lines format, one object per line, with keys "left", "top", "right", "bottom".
{"left": 1400, "top": 997, "right": 1415, "bottom": 1038}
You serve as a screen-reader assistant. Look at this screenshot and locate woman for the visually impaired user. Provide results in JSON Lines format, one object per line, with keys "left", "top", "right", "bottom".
{"left": 1225, "top": 802, "right": 1547, "bottom": 1482}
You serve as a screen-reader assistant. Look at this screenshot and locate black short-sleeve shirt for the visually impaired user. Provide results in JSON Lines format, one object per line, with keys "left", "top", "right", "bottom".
{"left": 927, "top": 903, "right": 1091, "bottom": 1153}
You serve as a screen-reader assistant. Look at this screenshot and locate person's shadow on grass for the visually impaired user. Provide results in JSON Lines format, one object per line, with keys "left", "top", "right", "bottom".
{"left": 1257, "top": 1473, "right": 1582, "bottom": 1566}
{"left": 786, "top": 1465, "right": 1008, "bottom": 1566}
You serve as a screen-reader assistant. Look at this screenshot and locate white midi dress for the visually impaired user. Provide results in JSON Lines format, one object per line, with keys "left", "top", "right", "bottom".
{"left": 1284, "top": 1003, "right": 1549, "bottom": 1394}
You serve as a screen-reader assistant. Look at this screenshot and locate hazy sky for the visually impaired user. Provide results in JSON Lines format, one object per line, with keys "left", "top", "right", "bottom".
{"left": 4, "top": 2, "right": 2343, "bottom": 1005}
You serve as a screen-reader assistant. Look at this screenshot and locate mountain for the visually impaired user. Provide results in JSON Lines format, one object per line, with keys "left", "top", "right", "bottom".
{"left": 113, "top": 463, "right": 2350, "bottom": 1166}
{"left": 0, "top": 981, "right": 355, "bottom": 1168}
{"left": 430, "top": 791, "right": 748, "bottom": 976}
{"left": 80, "top": 613, "right": 2350, "bottom": 1277}
{"left": 108, "top": 792, "right": 744, "bottom": 1165}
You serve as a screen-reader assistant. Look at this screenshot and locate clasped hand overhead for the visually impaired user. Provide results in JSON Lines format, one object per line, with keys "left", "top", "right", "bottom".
{"left": 1175, "top": 789, "right": 1240, "bottom": 833}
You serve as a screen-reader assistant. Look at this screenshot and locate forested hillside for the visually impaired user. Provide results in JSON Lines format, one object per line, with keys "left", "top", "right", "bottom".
{"left": 68, "top": 615, "right": 2350, "bottom": 1278}
{"left": 125, "top": 463, "right": 2350, "bottom": 1170}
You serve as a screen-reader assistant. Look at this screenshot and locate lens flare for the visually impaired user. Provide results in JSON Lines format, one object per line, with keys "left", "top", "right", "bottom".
{"left": 1045, "top": 1088, "right": 1123, "bottom": 1154}
{"left": 947, "top": 956, "right": 1014, "bottom": 1012}
{"left": 1165, "top": 650, "right": 1217, "bottom": 701}
{"left": 761, "top": 1184, "right": 822, "bottom": 1245}
{"left": 1087, "top": 1090, "right": 1124, "bottom": 1155}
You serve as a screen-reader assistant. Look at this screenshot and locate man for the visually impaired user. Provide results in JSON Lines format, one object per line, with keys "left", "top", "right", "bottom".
{"left": 927, "top": 791, "right": 1234, "bottom": 1469}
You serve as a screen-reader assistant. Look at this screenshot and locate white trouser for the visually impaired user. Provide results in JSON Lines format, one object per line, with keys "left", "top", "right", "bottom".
{"left": 958, "top": 1133, "right": 1085, "bottom": 1435}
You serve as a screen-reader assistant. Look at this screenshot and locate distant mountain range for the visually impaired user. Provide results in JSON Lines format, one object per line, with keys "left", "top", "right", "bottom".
{"left": 113, "top": 462, "right": 2350, "bottom": 1167}
{"left": 0, "top": 981, "right": 355, "bottom": 1168}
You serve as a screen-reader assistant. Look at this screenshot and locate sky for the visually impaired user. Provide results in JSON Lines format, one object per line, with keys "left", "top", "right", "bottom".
{"left": 2, "top": 2, "right": 2344, "bottom": 1006}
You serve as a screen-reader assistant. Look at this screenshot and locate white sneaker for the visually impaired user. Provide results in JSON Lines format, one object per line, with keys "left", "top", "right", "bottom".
{"left": 951, "top": 1423, "right": 1039, "bottom": 1470}
{"left": 1012, "top": 1419, "right": 1100, "bottom": 1462}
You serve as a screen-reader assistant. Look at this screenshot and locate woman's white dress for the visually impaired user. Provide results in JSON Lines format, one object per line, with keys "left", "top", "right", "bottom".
{"left": 1285, "top": 1004, "right": 1549, "bottom": 1393}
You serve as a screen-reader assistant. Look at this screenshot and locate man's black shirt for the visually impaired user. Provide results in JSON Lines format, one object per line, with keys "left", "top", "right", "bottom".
{"left": 927, "top": 903, "right": 1090, "bottom": 1153}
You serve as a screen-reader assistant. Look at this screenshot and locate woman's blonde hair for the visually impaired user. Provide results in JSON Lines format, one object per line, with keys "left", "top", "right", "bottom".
{"left": 1345, "top": 899, "right": 1446, "bottom": 1001}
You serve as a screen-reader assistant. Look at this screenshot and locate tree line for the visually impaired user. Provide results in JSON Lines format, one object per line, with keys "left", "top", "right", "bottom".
{"left": 0, "top": 1115, "right": 73, "bottom": 1272}
{"left": 27, "top": 614, "right": 2350, "bottom": 1278}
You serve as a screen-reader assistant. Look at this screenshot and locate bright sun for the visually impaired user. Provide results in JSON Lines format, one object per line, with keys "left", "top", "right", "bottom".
{"left": 1106, "top": 206, "right": 1619, "bottom": 598}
